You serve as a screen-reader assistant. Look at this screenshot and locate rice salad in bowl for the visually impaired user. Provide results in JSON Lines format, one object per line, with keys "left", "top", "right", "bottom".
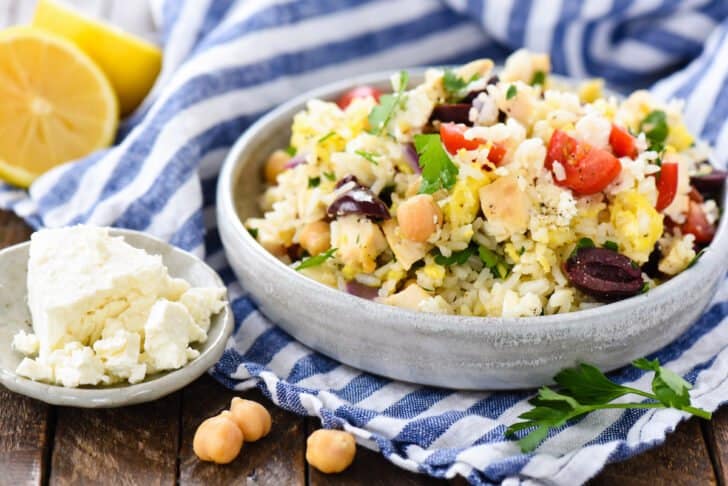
{"left": 244, "top": 49, "right": 725, "bottom": 318}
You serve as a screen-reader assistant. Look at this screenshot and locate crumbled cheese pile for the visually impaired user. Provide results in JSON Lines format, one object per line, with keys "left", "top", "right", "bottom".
{"left": 12, "top": 225, "right": 226, "bottom": 388}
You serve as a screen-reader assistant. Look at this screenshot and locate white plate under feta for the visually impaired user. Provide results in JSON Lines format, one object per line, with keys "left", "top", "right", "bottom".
{"left": 0, "top": 227, "right": 234, "bottom": 407}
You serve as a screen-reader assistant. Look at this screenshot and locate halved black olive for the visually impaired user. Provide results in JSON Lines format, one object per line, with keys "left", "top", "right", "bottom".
{"left": 690, "top": 170, "right": 727, "bottom": 195}
{"left": 429, "top": 104, "right": 472, "bottom": 125}
{"left": 328, "top": 183, "right": 390, "bottom": 220}
{"left": 565, "top": 248, "right": 644, "bottom": 302}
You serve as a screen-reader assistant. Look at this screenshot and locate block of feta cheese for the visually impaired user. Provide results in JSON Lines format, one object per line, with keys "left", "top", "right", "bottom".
{"left": 13, "top": 225, "right": 227, "bottom": 387}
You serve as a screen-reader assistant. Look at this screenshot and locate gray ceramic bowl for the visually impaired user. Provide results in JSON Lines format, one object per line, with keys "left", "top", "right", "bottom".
{"left": 217, "top": 70, "right": 728, "bottom": 390}
{"left": 0, "top": 228, "right": 234, "bottom": 407}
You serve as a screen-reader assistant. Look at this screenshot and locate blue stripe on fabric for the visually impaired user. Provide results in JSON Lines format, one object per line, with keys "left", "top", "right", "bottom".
{"left": 381, "top": 388, "right": 451, "bottom": 419}
{"left": 60, "top": 7, "right": 472, "bottom": 224}
{"left": 699, "top": 65, "right": 728, "bottom": 144}
{"left": 33, "top": 151, "right": 107, "bottom": 217}
{"left": 202, "top": 175, "right": 218, "bottom": 207}
{"left": 334, "top": 373, "right": 392, "bottom": 404}
{"left": 193, "top": 1, "right": 236, "bottom": 48}
{"left": 168, "top": 208, "right": 204, "bottom": 252}
{"left": 204, "top": 228, "right": 223, "bottom": 256}
{"left": 231, "top": 297, "right": 259, "bottom": 333}
{"left": 241, "top": 327, "right": 295, "bottom": 365}
{"left": 673, "top": 27, "right": 728, "bottom": 100}
{"left": 331, "top": 404, "right": 379, "bottom": 428}
{"left": 626, "top": 27, "right": 704, "bottom": 59}
{"left": 549, "top": 0, "right": 581, "bottom": 75}
{"left": 161, "top": 0, "right": 186, "bottom": 45}
{"left": 287, "top": 353, "right": 341, "bottom": 383}
{"left": 507, "top": 0, "right": 533, "bottom": 48}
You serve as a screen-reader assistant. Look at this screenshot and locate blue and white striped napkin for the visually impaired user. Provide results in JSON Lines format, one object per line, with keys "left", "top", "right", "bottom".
{"left": 2, "top": 1, "right": 728, "bottom": 484}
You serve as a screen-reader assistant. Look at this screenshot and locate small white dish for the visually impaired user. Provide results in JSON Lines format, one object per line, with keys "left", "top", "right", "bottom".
{"left": 0, "top": 228, "right": 234, "bottom": 408}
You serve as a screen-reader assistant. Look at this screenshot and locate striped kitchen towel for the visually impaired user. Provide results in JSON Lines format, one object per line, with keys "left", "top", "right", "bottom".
{"left": 2, "top": 1, "right": 728, "bottom": 484}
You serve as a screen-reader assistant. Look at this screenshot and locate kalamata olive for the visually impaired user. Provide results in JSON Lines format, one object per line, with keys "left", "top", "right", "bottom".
{"left": 429, "top": 104, "right": 472, "bottom": 125}
{"left": 345, "top": 281, "right": 379, "bottom": 300}
{"left": 641, "top": 247, "right": 662, "bottom": 278}
{"left": 327, "top": 186, "right": 390, "bottom": 220}
{"left": 565, "top": 248, "right": 644, "bottom": 302}
{"left": 690, "top": 170, "right": 727, "bottom": 195}
{"left": 460, "top": 76, "right": 498, "bottom": 104}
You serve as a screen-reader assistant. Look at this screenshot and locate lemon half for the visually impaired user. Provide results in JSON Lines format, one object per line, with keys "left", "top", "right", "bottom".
{"left": 33, "top": 0, "right": 162, "bottom": 115}
{"left": 0, "top": 27, "right": 118, "bottom": 187}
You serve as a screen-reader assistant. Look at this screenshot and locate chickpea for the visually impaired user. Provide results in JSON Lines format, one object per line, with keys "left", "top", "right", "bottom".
{"left": 306, "top": 429, "right": 357, "bottom": 474}
{"left": 264, "top": 149, "right": 291, "bottom": 185}
{"left": 299, "top": 221, "right": 331, "bottom": 256}
{"left": 396, "top": 194, "right": 443, "bottom": 242}
{"left": 193, "top": 411, "right": 244, "bottom": 464}
{"left": 229, "top": 397, "right": 272, "bottom": 442}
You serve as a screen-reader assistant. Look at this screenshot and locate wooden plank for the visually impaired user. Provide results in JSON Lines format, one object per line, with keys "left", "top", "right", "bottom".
{"left": 307, "top": 418, "right": 447, "bottom": 486}
{"left": 590, "top": 418, "right": 717, "bottom": 486}
{"left": 0, "top": 211, "right": 50, "bottom": 486}
{"left": 702, "top": 407, "right": 728, "bottom": 485}
{"left": 49, "top": 393, "right": 180, "bottom": 486}
{"left": 179, "top": 375, "right": 306, "bottom": 485}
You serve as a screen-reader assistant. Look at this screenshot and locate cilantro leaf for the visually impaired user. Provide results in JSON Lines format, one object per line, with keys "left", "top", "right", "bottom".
{"left": 318, "top": 131, "right": 337, "bottom": 144}
{"left": 603, "top": 240, "right": 619, "bottom": 251}
{"left": 295, "top": 248, "right": 337, "bottom": 271}
{"left": 640, "top": 110, "right": 669, "bottom": 152}
{"left": 434, "top": 246, "right": 476, "bottom": 266}
{"left": 530, "top": 70, "right": 546, "bottom": 87}
{"left": 506, "top": 85, "right": 517, "bottom": 100}
{"left": 414, "top": 133, "right": 459, "bottom": 194}
{"left": 308, "top": 176, "right": 321, "bottom": 188}
{"left": 323, "top": 171, "right": 336, "bottom": 181}
{"left": 354, "top": 150, "right": 380, "bottom": 165}
{"left": 247, "top": 227, "right": 259, "bottom": 239}
{"left": 478, "top": 246, "right": 511, "bottom": 278}
{"left": 368, "top": 71, "right": 409, "bottom": 135}
{"left": 570, "top": 237, "right": 595, "bottom": 258}
{"left": 442, "top": 69, "right": 479, "bottom": 102}
{"left": 687, "top": 248, "right": 706, "bottom": 268}
{"left": 506, "top": 359, "right": 711, "bottom": 452}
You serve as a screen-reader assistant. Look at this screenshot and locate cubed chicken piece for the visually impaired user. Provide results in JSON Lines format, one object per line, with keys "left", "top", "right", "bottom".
{"left": 383, "top": 284, "right": 431, "bottom": 311}
{"left": 330, "top": 215, "right": 387, "bottom": 273}
{"left": 479, "top": 175, "right": 530, "bottom": 238}
{"left": 456, "top": 59, "right": 494, "bottom": 82}
{"left": 501, "top": 49, "right": 550, "bottom": 83}
{"left": 381, "top": 220, "right": 429, "bottom": 271}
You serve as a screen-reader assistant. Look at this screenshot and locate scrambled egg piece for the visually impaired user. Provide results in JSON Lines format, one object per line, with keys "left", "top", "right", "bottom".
{"left": 610, "top": 190, "right": 663, "bottom": 263}
{"left": 578, "top": 79, "right": 604, "bottom": 104}
{"left": 667, "top": 122, "right": 694, "bottom": 151}
{"left": 444, "top": 177, "right": 489, "bottom": 227}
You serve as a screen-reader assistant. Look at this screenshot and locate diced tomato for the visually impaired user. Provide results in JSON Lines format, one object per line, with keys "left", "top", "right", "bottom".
{"left": 609, "top": 124, "right": 637, "bottom": 159}
{"left": 545, "top": 130, "right": 622, "bottom": 195}
{"left": 439, "top": 123, "right": 505, "bottom": 165}
{"left": 336, "top": 86, "right": 381, "bottom": 109}
{"left": 655, "top": 162, "right": 679, "bottom": 212}
{"left": 682, "top": 200, "right": 715, "bottom": 244}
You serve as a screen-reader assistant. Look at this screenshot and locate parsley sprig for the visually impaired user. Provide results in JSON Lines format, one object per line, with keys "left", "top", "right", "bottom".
{"left": 442, "top": 69, "right": 479, "bottom": 102}
{"left": 368, "top": 71, "right": 409, "bottom": 135}
{"left": 640, "top": 110, "right": 669, "bottom": 152}
{"left": 506, "top": 359, "right": 711, "bottom": 452}
{"left": 295, "top": 248, "right": 337, "bottom": 271}
{"left": 414, "top": 133, "right": 459, "bottom": 194}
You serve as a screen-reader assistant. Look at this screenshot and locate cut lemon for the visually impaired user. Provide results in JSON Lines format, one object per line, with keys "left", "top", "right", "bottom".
{"left": 33, "top": 0, "right": 162, "bottom": 115}
{"left": 0, "top": 27, "right": 118, "bottom": 188}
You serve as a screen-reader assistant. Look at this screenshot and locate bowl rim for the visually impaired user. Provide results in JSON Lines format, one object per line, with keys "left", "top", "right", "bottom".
{"left": 217, "top": 68, "right": 728, "bottom": 335}
{"left": 0, "top": 227, "right": 234, "bottom": 407}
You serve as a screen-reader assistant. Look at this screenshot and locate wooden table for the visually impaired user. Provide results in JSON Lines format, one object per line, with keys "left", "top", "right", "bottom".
{"left": 1, "top": 210, "right": 726, "bottom": 485}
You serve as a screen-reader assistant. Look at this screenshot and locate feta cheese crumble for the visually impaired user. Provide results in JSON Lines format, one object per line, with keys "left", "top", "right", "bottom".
{"left": 13, "top": 226, "right": 227, "bottom": 387}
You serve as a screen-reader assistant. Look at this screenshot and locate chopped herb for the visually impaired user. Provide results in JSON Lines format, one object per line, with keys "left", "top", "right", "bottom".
{"left": 323, "top": 171, "right": 336, "bottom": 181}
{"left": 368, "top": 71, "right": 409, "bottom": 135}
{"left": 506, "top": 360, "right": 711, "bottom": 452}
{"left": 295, "top": 248, "right": 337, "bottom": 271}
{"left": 603, "top": 240, "right": 619, "bottom": 251}
{"left": 530, "top": 70, "right": 546, "bottom": 87}
{"left": 640, "top": 110, "right": 669, "bottom": 152}
{"left": 442, "top": 69, "right": 479, "bottom": 102}
{"left": 285, "top": 145, "right": 297, "bottom": 156}
{"left": 506, "top": 84, "right": 517, "bottom": 100}
{"left": 687, "top": 248, "right": 706, "bottom": 268}
{"left": 518, "top": 246, "right": 526, "bottom": 256}
{"left": 308, "top": 176, "right": 321, "bottom": 188}
{"left": 641, "top": 281, "right": 650, "bottom": 293}
{"left": 248, "top": 228, "right": 259, "bottom": 239}
{"left": 478, "top": 246, "right": 511, "bottom": 279}
{"left": 434, "top": 246, "right": 476, "bottom": 266}
{"left": 318, "top": 131, "right": 337, "bottom": 144}
{"left": 354, "top": 150, "right": 380, "bottom": 165}
{"left": 414, "top": 133, "right": 459, "bottom": 194}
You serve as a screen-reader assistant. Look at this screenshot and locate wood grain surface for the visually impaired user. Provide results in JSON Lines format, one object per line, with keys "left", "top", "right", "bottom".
{"left": 0, "top": 210, "right": 725, "bottom": 485}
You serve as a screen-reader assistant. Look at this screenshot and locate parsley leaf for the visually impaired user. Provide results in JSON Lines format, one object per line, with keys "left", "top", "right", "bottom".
{"left": 640, "top": 110, "right": 669, "bottom": 152}
{"left": 308, "top": 176, "right": 321, "bottom": 188}
{"left": 569, "top": 237, "right": 595, "bottom": 258}
{"left": 285, "top": 145, "right": 297, "bottom": 156}
{"left": 323, "top": 171, "right": 336, "bottom": 181}
{"left": 687, "top": 248, "right": 706, "bottom": 268}
{"left": 368, "top": 71, "right": 409, "bottom": 135}
{"left": 318, "top": 131, "right": 337, "bottom": 144}
{"left": 478, "top": 246, "right": 511, "bottom": 278}
{"left": 603, "top": 240, "right": 619, "bottom": 251}
{"left": 506, "top": 359, "right": 711, "bottom": 452}
{"left": 506, "top": 84, "right": 517, "bottom": 100}
{"left": 414, "top": 133, "right": 459, "bottom": 194}
{"left": 295, "top": 248, "right": 337, "bottom": 271}
{"left": 442, "top": 69, "right": 479, "bottom": 102}
{"left": 354, "top": 150, "right": 380, "bottom": 165}
{"left": 435, "top": 246, "right": 476, "bottom": 266}
{"left": 530, "top": 70, "right": 546, "bottom": 87}
{"left": 247, "top": 227, "right": 259, "bottom": 239}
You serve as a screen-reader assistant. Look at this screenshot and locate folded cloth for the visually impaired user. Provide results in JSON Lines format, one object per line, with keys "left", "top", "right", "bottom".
{"left": 2, "top": 1, "right": 728, "bottom": 484}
